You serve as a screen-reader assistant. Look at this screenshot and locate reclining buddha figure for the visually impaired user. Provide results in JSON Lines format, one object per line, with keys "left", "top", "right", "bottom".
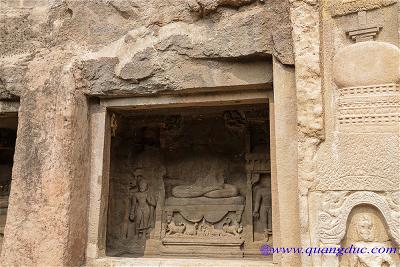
{"left": 171, "top": 155, "right": 239, "bottom": 198}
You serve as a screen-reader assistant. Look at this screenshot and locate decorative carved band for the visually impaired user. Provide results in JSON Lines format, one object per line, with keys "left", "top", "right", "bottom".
{"left": 338, "top": 114, "right": 399, "bottom": 125}
{"left": 337, "top": 84, "right": 400, "bottom": 127}
{"left": 338, "top": 84, "right": 399, "bottom": 97}
{"left": 338, "top": 100, "right": 398, "bottom": 110}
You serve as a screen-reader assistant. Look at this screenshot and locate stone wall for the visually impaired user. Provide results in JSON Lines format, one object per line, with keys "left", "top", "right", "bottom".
{"left": 0, "top": 0, "right": 293, "bottom": 265}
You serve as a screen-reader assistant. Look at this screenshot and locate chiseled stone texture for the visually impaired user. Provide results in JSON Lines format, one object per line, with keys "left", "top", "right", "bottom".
{"left": 288, "top": 1, "right": 323, "bottom": 266}
{"left": 328, "top": 0, "right": 397, "bottom": 17}
{"left": 0, "top": 0, "right": 294, "bottom": 99}
{"left": 317, "top": 133, "right": 400, "bottom": 191}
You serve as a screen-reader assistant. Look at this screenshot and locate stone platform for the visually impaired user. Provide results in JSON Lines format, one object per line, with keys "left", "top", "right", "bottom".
{"left": 88, "top": 257, "right": 274, "bottom": 267}
{"left": 161, "top": 237, "right": 244, "bottom": 257}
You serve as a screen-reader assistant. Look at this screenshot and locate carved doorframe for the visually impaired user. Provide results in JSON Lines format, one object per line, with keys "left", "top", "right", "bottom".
{"left": 85, "top": 87, "right": 283, "bottom": 263}
{"left": 0, "top": 100, "right": 19, "bottom": 253}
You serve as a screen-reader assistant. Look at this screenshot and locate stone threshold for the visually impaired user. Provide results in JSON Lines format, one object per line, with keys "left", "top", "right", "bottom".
{"left": 88, "top": 257, "right": 274, "bottom": 267}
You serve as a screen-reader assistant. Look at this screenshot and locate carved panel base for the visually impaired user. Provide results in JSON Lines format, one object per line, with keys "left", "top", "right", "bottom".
{"left": 161, "top": 238, "right": 244, "bottom": 257}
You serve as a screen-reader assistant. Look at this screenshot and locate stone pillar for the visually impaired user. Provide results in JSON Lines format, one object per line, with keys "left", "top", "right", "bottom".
{"left": 268, "top": 99, "right": 281, "bottom": 264}
{"left": 289, "top": 0, "right": 324, "bottom": 265}
{"left": 272, "top": 57, "right": 301, "bottom": 266}
{"left": 0, "top": 64, "right": 90, "bottom": 266}
{"left": 244, "top": 171, "right": 255, "bottom": 243}
{"left": 86, "top": 104, "right": 111, "bottom": 260}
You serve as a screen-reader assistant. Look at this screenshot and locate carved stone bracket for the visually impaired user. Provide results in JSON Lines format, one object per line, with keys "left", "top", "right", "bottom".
{"left": 345, "top": 11, "right": 382, "bottom": 42}
{"left": 245, "top": 153, "right": 270, "bottom": 174}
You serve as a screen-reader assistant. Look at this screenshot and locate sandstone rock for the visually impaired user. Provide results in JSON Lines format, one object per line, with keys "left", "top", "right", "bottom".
{"left": 1, "top": 0, "right": 397, "bottom": 266}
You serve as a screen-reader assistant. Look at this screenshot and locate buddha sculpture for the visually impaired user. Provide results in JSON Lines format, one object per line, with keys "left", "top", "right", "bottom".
{"left": 172, "top": 182, "right": 239, "bottom": 198}
{"left": 170, "top": 155, "right": 239, "bottom": 199}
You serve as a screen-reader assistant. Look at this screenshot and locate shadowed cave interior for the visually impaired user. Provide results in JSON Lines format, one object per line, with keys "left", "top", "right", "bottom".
{"left": 106, "top": 104, "right": 272, "bottom": 258}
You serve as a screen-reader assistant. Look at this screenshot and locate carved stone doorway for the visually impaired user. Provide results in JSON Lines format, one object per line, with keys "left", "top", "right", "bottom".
{"left": 105, "top": 103, "right": 271, "bottom": 258}
{"left": 0, "top": 113, "right": 18, "bottom": 251}
{"left": 86, "top": 88, "right": 278, "bottom": 263}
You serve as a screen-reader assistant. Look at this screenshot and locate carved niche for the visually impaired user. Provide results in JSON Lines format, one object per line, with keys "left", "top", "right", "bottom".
{"left": 319, "top": 191, "right": 400, "bottom": 246}
{"left": 107, "top": 124, "right": 166, "bottom": 257}
{"left": 106, "top": 105, "right": 272, "bottom": 258}
{"left": 341, "top": 206, "right": 400, "bottom": 267}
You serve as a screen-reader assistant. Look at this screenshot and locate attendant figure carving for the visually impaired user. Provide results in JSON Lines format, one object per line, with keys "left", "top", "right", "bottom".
{"left": 185, "top": 222, "right": 198, "bottom": 236}
{"left": 252, "top": 174, "right": 272, "bottom": 238}
{"left": 129, "top": 172, "right": 156, "bottom": 239}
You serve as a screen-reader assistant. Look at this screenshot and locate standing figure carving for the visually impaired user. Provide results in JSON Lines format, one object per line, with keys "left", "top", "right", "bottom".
{"left": 252, "top": 174, "right": 272, "bottom": 239}
{"left": 129, "top": 169, "right": 156, "bottom": 239}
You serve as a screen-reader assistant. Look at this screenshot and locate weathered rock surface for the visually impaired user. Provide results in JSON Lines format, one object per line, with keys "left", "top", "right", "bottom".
{"left": 0, "top": 62, "right": 90, "bottom": 266}
{"left": 0, "top": 0, "right": 293, "bottom": 99}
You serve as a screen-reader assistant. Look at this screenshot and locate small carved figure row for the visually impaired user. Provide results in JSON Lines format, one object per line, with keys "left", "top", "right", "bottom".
{"left": 166, "top": 216, "right": 243, "bottom": 238}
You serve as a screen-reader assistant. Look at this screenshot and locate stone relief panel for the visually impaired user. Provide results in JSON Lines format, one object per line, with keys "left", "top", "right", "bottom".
{"left": 244, "top": 114, "right": 272, "bottom": 256}
{"left": 332, "top": 41, "right": 400, "bottom": 133}
{"left": 315, "top": 0, "right": 399, "bottom": 191}
{"left": 311, "top": 3, "right": 399, "bottom": 267}
{"left": 329, "top": 0, "right": 399, "bottom": 46}
{"left": 316, "top": 133, "right": 399, "bottom": 191}
{"left": 128, "top": 170, "right": 157, "bottom": 240}
{"left": 106, "top": 105, "right": 272, "bottom": 258}
{"left": 329, "top": 1, "right": 400, "bottom": 133}
{"left": 161, "top": 152, "right": 246, "bottom": 257}
{"left": 336, "top": 84, "right": 399, "bottom": 128}
{"left": 320, "top": 0, "right": 400, "bottom": 136}
{"left": 341, "top": 206, "right": 400, "bottom": 267}
{"left": 106, "top": 122, "right": 167, "bottom": 256}
{"left": 251, "top": 173, "right": 272, "bottom": 241}
{"left": 318, "top": 191, "right": 400, "bottom": 246}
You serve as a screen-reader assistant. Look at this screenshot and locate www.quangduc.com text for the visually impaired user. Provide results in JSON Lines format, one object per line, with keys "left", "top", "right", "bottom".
{"left": 260, "top": 244, "right": 397, "bottom": 256}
